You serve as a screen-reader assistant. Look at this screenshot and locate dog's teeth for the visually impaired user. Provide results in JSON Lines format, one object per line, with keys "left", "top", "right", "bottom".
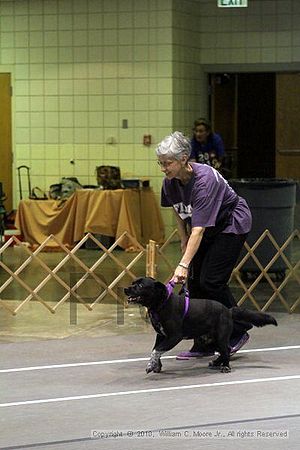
{"left": 127, "top": 296, "right": 140, "bottom": 303}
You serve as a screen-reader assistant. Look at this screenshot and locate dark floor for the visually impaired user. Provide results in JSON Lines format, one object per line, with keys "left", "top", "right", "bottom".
{"left": 0, "top": 204, "right": 299, "bottom": 449}
{"left": 0, "top": 313, "right": 300, "bottom": 450}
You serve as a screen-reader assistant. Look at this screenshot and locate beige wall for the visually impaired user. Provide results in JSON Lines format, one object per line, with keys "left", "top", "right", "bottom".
{"left": 1, "top": 0, "right": 300, "bottom": 236}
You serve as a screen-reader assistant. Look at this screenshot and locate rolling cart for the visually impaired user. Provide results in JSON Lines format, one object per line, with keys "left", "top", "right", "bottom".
{"left": 17, "top": 165, "right": 47, "bottom": 200}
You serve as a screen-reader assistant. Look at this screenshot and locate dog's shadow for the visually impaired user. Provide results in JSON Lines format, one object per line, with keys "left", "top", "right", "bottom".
{"left": 230, "top": 354, "right": 279, "bottom": 370}
{"left": 144, "top": 361, "right": 222, "bottom": 380}
{"left": 144, "top": 356, "right": 278, "bottom": 381}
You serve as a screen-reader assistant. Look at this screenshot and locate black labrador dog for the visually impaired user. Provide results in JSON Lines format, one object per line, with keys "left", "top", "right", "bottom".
{"left": 124, "top": 277, "right": 278, "bottom": 374}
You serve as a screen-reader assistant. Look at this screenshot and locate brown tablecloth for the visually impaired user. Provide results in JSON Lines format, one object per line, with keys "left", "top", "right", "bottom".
{"left": 15, "top": 188, "right": 165, "bottom": 250}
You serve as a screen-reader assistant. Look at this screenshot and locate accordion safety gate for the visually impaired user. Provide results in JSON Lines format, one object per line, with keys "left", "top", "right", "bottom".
{"left": 0, "top": 229, "right": 299, "bottom": 316}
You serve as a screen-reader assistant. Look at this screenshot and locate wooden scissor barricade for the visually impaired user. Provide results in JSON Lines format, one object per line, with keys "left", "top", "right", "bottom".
{"left": 147, "top": 229, "right": 300, "bottom": 313}
{"left": 0, "top": 232, "right": 145, "bottom": 316}
{"left": 231, "top": 229, "right": 300, "bottom": 313}
{"left": 0, "top": 229, "right": 299, "bottom": 315}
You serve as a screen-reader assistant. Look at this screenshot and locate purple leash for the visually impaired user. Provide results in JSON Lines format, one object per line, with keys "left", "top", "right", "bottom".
{"left": 165, "top": 280, "right": 175, "bottom": 298}
{"left": 165, "top": 281, "right": 190, "bottom": 318}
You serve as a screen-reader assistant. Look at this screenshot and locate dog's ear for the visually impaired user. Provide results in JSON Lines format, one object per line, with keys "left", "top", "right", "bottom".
{"left": 154, "top": 281, "right": 167, "bottom": 298}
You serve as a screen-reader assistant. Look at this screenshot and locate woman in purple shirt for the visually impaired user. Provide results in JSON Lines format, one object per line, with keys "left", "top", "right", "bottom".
{"left": 156, "top": 131, "right": 252, "bottom": 359}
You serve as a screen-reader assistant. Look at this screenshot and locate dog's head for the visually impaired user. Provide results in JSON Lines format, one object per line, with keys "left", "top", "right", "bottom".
{"left": 124, "top": 277, "right": 167, "bottom": 309}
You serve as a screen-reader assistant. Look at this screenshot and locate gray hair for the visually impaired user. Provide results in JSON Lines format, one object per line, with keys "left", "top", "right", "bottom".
{"left": 156, "top": 131, "right": 191, "bottom": 160}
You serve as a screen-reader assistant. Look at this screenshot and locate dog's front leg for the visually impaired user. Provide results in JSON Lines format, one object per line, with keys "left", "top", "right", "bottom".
{"left": 146, "top": 334, "right": 165, "bottom": 373}
{"left": 146, "top": 349, "right": 163, "bottom": 374}
{"left": 146, "top": 334, "right": 182, "bottom": 374}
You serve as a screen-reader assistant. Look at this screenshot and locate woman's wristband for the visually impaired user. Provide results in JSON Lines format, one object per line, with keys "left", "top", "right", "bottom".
{"left": 178, "top": 262, "right": 189, "bottom": 270}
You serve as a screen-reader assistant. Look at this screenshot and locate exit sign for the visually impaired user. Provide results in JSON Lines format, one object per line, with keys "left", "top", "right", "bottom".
{"left": 218, "top": 0, "right": 248, "bottom": 7}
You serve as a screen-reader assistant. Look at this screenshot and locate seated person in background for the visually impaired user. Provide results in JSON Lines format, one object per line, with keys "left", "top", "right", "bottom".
{"left": 190, "top": 118, "right": 224, "bottom": 170}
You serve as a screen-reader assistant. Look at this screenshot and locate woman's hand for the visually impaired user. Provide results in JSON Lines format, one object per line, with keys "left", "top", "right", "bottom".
{"left": 171, "top": 264, "right": 189, "bottom": 284}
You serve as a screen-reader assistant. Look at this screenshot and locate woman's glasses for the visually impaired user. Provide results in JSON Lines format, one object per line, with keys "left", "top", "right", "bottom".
{"left": 157, "top": 159, "right": 176, "bottom": 168}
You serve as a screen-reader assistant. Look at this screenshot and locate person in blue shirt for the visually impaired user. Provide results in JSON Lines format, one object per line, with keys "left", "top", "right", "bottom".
{"left": 190, "top": 118, "right": 225, "bottom": 170}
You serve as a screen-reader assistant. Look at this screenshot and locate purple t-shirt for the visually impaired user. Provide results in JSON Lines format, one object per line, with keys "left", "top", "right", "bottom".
{"left": 161, "top": 163, "right": 252, "bottom": 235}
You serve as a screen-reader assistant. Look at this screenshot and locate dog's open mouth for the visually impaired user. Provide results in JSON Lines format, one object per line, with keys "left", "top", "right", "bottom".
{"left": 127, "top": 295, "right": 141, "bottom": 303}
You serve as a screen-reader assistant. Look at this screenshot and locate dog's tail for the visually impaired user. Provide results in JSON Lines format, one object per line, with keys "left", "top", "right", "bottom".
{"left": 231, "top": 307, "right": 278, "bottom": 328}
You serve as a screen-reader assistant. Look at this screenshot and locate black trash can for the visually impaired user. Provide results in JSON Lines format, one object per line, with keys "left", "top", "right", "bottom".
{"left": 229, "top": 178, "right": 297, "bottom": 279}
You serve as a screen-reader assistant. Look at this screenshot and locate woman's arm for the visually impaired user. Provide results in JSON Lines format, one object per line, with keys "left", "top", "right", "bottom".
{"left": 171, "top": 226, "right": 205, "bottom": 284}
{"left": 174, "top": 210, "right": 189, "bottom": 253}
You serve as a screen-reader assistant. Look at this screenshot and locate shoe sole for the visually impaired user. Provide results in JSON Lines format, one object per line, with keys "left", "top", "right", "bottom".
{"left": 176, "top": 352, "right": 215, "bottom": 360}
{"left": 230, "top": 333, "right": 250, "bottom": 356}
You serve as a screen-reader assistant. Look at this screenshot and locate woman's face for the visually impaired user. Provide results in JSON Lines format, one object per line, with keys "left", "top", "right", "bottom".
{"left": 157, "top": 156, "right": 187, "bottom": 179}
{"left": 194, "top": 124, "right": 210, "bottom": 144}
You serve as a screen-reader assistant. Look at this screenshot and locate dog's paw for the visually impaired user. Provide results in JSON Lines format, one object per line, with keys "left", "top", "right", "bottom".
{"left": 208, "top": 360, "right": 220, "bottom": 370}
{"left": 220, "top": 365, "right": 231, "bottom": 373}
{"left": 208, "top": 358, "right": 231, "bottom": 373}
{"left": 208, "top": 355, "right": 222, "bottom": 369}
{"left": 146, "top": 359, "right": 162, "bottom": 374}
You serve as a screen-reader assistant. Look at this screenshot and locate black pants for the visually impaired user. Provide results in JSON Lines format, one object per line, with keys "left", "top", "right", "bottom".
{"left": 188, "top": 232, "right": 252, "bottom": 345}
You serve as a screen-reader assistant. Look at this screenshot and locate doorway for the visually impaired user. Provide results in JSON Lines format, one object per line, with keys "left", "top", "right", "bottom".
{"left": 210, "top": 72, "right": 276, "bottom": 179}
